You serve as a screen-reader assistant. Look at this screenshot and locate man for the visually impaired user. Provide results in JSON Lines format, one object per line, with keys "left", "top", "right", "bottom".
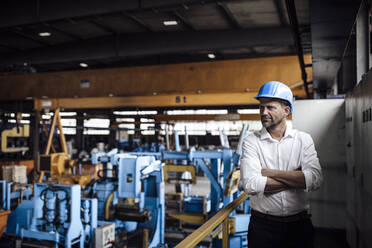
{"left": 240, "top": 81, "right": 323, "bottom": 248}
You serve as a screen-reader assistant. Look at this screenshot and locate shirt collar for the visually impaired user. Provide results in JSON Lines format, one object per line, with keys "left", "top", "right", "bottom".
{"left": 259, "top": 122, "right": 294, "bottom": 140}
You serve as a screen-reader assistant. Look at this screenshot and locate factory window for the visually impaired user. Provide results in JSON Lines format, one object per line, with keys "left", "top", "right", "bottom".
{"left": 84, "top": 118, "right": 110, "bottom": 135}
{"left": 60, "top": 118, "right": 76, "bottom": 135}
{"left": 42, "top": 114, "right": 52, "bottom": 119}
{"left": 161, "top": 123, "right": 207, "bottom": 136}
{"left": 116, "top": 118, "right": 135, "bottom": 122}
{"left": 237, "top": 109, "right": 260, "bottom": 114}
{"left": 59, "top": 112, "right": 77, "bottom": 116}
{"left": 138, "top": 118, "right": 155, "bottom": 135}
{"left": 141, "top": 124, "right": 155, "bottom": 135}
{"left": 118, "top": 123, "right": 135, "bottom": 135}
{"left": 113, "top": 110, "right": 158, "bottom": 115}
{"left": 159, "top": 120, "right": 273, "bottom": 137}
{"left": 8, "top": 119, "right": 30, "bottom": 124}
{"left": 166, "top": 109, "right": 228, "bottom": 115}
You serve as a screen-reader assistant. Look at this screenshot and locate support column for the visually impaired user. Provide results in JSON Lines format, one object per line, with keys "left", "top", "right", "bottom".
{"left": 108, "top": 111, "right": 116, "bottom": 149}
{"left": 134, "top": 116, "right": 141, "bottom": 137}
{"left": 210, "top": 159, "right": 220, "bottom": 213}
{"left": 76, "top": 111, "right": 84, "bottom": 153}
{"left": 30, "top": 111, "right": 39, "bottom": 182}
{"left": 356, "top": 1, "right": 369, "bottom": 84}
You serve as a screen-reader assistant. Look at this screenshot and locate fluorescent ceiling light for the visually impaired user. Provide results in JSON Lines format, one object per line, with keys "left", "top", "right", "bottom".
{"left": 163, "top": 20, "right": 178, "bottom": 26}
{"left": 39, "top": 32, "right": 51, "bottom": 37}
{"left": 80, "top": 63, "right": 88, "bottom": 68}
{"left": 208, "top": 53, "right": 216, "bottom": 59}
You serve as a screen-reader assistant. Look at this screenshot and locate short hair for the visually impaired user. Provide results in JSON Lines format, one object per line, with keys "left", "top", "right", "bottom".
{"left": 278, "top": 99, "right": 290, "bottom": 109}
{"left": 258, "top": 97, "right": 290, "bottom": 109}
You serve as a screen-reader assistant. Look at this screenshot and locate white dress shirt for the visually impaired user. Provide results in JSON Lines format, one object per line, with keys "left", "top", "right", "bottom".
{"left": 240, "top": 123, "right": 323, "bottom": 216}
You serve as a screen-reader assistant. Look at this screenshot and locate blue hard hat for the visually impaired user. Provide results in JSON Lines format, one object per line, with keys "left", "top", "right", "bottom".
{"left": 255, "top": 81, "right": 293, "bottom": 113}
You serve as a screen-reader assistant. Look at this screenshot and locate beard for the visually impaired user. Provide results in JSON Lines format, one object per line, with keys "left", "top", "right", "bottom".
{"left": 261, "top": 116, "right": 285, "bottom": 129}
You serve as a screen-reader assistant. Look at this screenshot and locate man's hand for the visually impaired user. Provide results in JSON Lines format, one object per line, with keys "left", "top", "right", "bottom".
{"left": 264, "top": 177, "right": 289, "bottom": 195}
{"left": 262, "top": 168, "right": 306, "bottom": 190}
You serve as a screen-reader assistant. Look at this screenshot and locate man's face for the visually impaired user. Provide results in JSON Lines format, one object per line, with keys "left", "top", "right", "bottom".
{"left": 259, "top": 98, "right": 290, "bottom": 128}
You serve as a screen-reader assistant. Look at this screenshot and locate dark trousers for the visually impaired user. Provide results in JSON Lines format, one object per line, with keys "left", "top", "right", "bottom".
{"left": 248, "top": 215, "right": 314, "bottom": 248}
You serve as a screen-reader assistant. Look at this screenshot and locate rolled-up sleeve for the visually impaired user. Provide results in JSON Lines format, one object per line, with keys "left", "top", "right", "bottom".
{"left": 240, "top": 137, "right": 267, "bottom": 196}
{"left": 301, "top": 134, "right": 323, "bottom": 192}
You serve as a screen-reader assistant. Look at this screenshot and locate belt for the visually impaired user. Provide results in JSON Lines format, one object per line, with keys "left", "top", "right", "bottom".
{"left": 251, "top": 209, "right": 310, "bottom": 223}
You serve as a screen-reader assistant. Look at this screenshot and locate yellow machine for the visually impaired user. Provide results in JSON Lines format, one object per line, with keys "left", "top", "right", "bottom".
{"left": 37, "top": 108, "right": 91, "bottom": 187}
{"left": 1, "top": 125, "right": 30, "bottom": 153}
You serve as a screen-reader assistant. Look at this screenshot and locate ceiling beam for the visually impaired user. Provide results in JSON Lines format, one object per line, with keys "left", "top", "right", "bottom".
{"left": 0, "top": 27, "right": 293, "bottom": 65}
{"left": 42, "top": 22, "right": 83, "bottom": 40}
{"left": 33, "top": 90, "right": 306, "bottom": 110}
{"left": 172, "top": 11, "right": 195, "bottom": 31}
{"left": 274, "top": 0, "right": 288, "bottom": 26}
{"left": 0, "top": 0, "right": 225, "bottom": 29}
{"left": 122, "top": 12, "right": 154, "bottom": 32}
{"left": 90, "top": 18, "right": 117, "bottom": 35}
{"left": 10, "top": 30, "right": 51, "bottom": 46}
{"left": 216, "top": 2, "right": 241, "bottom": 29}
{"left": 285, "top": 0, "right": 310, "bottom": 98}
{"left": 0, "top": 44, "right": 22, "bottom": 52}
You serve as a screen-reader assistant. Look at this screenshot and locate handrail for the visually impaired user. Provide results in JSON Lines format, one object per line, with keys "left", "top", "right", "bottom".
{"left": 175, "top": 192, "right": 249, "bottom": 248}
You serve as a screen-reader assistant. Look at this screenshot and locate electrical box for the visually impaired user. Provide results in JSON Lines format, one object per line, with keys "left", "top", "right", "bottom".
{"left": 95, "top": 223, "right": 115, "bottom": 248}
{"left": 38, "top": 155, "right": 51, "bottom": 172}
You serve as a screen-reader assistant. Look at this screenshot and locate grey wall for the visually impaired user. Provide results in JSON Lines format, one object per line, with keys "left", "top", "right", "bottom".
{"left": 293, "top": 99, "right": 346, "bottom": 229}
{"left": 345, "top": 68, "right": 372, "bottom": 248}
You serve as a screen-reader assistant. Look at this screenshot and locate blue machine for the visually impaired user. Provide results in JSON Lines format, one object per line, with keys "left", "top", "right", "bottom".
{"left": 6, "top": 184, "right": 85, "bottom": 248}
{"left": 128, "top": 149, "right": 241, "bottom": 211}
{"left": 81, "top": 198, "right": 98, "bottom": 247}
{"left": 90, "top": 152, "right": 165, "bottom": 248}
{"left": 0, "top": 180, "right": 33, "bottom": 210}
{"left": 118, "top": 138, "right": 165, "bottom": 153}
{"left": 1, "top": 129, "right": 248, "bottom": 247}
{"left": 126, "top": 147, "right": 250, "bottom": 247}
{"left": 4, "top": 183, "right": 98, "bottom": 248}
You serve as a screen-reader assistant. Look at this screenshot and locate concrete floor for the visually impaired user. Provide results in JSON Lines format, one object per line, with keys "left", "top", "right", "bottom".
{"left": 314, "top": 228, "right": 349, "bottom": 248}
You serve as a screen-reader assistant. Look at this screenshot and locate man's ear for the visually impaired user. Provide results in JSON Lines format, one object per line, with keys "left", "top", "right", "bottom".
{"left": 284, "top": 106, "right": 291, "bottom": 116}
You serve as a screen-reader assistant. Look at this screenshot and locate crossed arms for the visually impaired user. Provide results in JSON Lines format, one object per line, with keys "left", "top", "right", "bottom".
{"left": 262, "top": 169, "right": 305, "bottom": 194}
{"left": 240, "top": 134, "right": 323, "bottom": 196}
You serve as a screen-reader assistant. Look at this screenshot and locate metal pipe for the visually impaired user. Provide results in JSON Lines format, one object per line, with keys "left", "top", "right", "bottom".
{"left": 165, "top": 125, "right": 170, "bottom": 151}
{"left": 174, "top": 131, "right": 181, "bottom": 152}
{"left": 104, "top": 191, "right": 114, "bottom": 220}
{"left": 185, "top": 126, "right": 190, "bottom": 150}
{"left": 285, "top": 0, "right": 310, "bottom": 98}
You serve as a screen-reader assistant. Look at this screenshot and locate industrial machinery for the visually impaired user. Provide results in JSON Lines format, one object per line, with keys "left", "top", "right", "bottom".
{"left": 2, "top": 181, "right": 98, "bottom": 248}
{"left": 5, "top": 183, "right": 85, "bottom": 248}
{"left": 125, "top": 126, "right": 251, "bottom": 247}
{"left": 90, "top": 152, "right": 165, "bottom": 247}
{"left": 0, "top": 120, "right": 249, "bottom": 248}
{"left": 124, "top": 148, "right": 250, "bottom": 247}
{"left": 0, "top": 180, "right": 33, "bottom": 211}
{"left": 1, "top": 124, "right": 30, "bottom": 154}
{"left": 1, "top": 151, "right": 164, "bottom": 248}
{"left": 38, "top": 108, "right": 91, "bottom": 187}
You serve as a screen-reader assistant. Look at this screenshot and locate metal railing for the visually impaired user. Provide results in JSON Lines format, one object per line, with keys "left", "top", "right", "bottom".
{"left": 175, "top": 192, "right": 249, "bottom": 248}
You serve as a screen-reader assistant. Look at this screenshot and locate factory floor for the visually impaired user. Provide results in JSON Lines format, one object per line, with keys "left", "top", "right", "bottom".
{"left": 166, "top": 176, "right": 350, "bottom": 248}
{"left": 314, "top": 228, "right": 349, "bottom": 248}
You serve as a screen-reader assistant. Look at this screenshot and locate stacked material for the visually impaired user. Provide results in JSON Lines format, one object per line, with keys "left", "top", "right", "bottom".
{"left": 2, "top": 165, "right": 27, "bottom": 183}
